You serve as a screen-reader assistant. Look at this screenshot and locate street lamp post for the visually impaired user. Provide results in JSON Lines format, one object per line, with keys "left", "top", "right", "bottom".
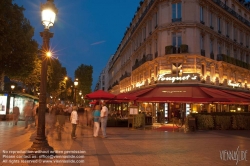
{"left": 27, "top": 0, "right": 57, "bottom": 156}
{"left": 10, "top": 85, "right": 15, "bottom": 108}
{"left": 64, "top": 76, "right": 68, "bottom": 100}
{"left": 79, "top": 91, "right": 82, "bottom": 105}
{"left": 74, "top": 79, "right": 78, "bottom": 105}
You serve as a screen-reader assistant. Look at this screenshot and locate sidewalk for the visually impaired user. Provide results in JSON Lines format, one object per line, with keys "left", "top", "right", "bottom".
{"left": 0, "top": 120, "right": 249, "bottom": 166}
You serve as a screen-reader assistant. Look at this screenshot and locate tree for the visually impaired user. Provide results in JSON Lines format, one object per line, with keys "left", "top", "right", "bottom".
{"left": 17, "top": 56, "right": 42, "bottom": 95}
{"left": 47, "top": 58, "right": 67, "bottom": 100}
{"left": 0, "top": 0, "right": 38, "bottom": 77}
{"left": 75, "top": 64, "right": 93, "bottom": 102}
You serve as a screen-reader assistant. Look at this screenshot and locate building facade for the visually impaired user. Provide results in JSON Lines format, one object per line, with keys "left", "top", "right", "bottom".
{"left": 95, "top": 55, "right": 113, "bottom": 91}
{"left": 103, "top": 0, "right": 250, "bottom": 123}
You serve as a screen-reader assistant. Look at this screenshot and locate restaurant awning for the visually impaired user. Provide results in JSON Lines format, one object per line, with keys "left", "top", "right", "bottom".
{"left": 135, "top": 86, "right": 250, "bottom": 103}
{"left": 200, "top": 87, "right": 250, "bottom": 103}
{"left": 115, "top": 88, "right": 154, "bottom": 101}
{"left": 137, "top": 86, "right": 212, "bottom": 102}
{"left": 220, "top": 90, "right": 250, "bottom": 102}
{"left": 85, "top": 90, "right": 115, "bottom": 100}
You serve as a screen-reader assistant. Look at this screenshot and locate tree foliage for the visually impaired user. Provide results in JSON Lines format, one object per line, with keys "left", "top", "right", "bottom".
{"left": 0, "top": 0, "right": 38, "bottom": 77}
{"left": 17, "top": 56, "right": 41, "bottom": 95}
{"left": 47, "top": 58, "right": 67, "bottom": 97}
{"left": 75, "top": 64, "right": 93, "bottom": 100}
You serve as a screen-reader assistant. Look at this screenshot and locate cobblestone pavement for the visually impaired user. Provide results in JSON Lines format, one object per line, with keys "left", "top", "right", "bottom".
{"left": 0, "top": 120, "right": 249, "bottom": 166}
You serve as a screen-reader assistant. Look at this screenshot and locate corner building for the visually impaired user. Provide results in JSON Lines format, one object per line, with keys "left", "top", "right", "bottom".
{"left": 107, "top": 0, "right": 250, "bottom": 124}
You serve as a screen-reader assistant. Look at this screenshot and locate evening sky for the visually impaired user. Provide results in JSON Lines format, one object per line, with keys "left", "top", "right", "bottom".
{"left": 15, "top": 0, "right": 141, "bottom": 90}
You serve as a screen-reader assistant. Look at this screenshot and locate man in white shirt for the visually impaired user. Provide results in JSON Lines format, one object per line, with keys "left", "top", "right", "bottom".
{"left": 70, "top": 106, "right": 78, "bottom": 139}
{"left": 100, "top": 102, "right": 108, "bottom": 138}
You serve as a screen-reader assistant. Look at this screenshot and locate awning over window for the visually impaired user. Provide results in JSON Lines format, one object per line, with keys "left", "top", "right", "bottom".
{"left": 114, "top": 88, "right": 154, "bottom": 102}
{"left": 135, "top": 86, "right": 250, "bottom": 103}
{"left": 221, "top": 90, "right": 250, "bottom": 99}
{"left": 200, "top": 87, "right": 250, "bottom": 103}
{"left": 137, "top": 87, "right": 212, "bottom": 102}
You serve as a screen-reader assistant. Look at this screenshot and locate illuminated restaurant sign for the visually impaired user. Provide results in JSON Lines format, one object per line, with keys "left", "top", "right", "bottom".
{"left": 228, "top": 80, "right": 241, "bottom": 88}
{"left": 157, "top": 73, "right": 198, "bottom": 83}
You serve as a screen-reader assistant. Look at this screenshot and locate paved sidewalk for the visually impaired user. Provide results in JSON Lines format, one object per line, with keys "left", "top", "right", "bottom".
{"left": 0, "top": 120, "right": 249, "bottom": 166}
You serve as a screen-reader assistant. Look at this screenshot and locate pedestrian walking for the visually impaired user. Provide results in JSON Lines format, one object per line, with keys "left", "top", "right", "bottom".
{"left": 85, "top": 106, "right": 93, "bottom": 127}
{"left": 70, "top": 106, "right": 78, "bottom": 139}
{"left": 100, "top": 102, "right": 108, "bottom": 138}
{"left": 78, "top": 106, "right": 85, "bottom": 135}
{"left": 32, "top": 103, "right": 39, "bottom": 127}
{"left": 93, "top": 105, "right": 101, "bottom": 138}
{"left": 56, "top": 104, "right": 66, "bottom": 141}
{"left": 23, "top": 101, "right": 33, "bottom": 129}
{"left": 12, "top": 106, "right": 20, "bottom": 125}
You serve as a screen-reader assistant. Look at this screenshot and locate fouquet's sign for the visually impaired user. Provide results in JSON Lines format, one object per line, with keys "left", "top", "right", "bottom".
{"left": 228, "top": 80, "right": 241, "bottom": 88}
{"left": 157, "top": 73, "right": 199, "bottom": 83}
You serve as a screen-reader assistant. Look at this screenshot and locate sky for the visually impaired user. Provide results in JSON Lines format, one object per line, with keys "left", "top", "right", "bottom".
{"left": 15, "top": 0, "right": 141, "bottom": 90}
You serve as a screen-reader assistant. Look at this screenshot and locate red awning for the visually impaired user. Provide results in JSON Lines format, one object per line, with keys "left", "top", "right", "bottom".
{"left": 135, "top": 86, "right": 250, "bottom": 103}
{"left": 200, "top": 87, "right": 250, "bottom": 103}
{"left": 221, "top": 90, "right": 250, "bottom": 101}
{"left": 116, "top": 88, "right": 153, "bottom": 101}
{"left": 137, "top": 87, "right": 212, "bottom": 102}
{"left": 85, "top": 90, "right": 115, "bottom": 100}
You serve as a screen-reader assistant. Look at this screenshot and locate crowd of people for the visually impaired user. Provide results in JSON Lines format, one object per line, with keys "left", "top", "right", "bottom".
{"left": 11, "top": 101, "right": 109, "bottom": 140}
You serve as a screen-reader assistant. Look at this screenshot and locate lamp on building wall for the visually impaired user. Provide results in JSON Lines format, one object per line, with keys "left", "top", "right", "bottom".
{"left": 27, "top": 0, "right": 57, "bottom": 156}
{"left": 10, "top": 85, "right": 15, "bottom": 93}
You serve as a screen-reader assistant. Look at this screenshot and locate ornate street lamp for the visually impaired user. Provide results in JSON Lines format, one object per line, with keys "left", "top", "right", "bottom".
{"left": 10, "top": 85, "right": 15, "bottom": 108}
{"left": 74, "top": 79, "right": 78, "bottom": 105}
{"left": 27, "top": 0, "right": 58, "bottom": 156}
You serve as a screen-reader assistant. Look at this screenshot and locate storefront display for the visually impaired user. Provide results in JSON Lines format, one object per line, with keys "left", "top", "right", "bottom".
{"left": 0, "top": 95, "right": 7, "bottom": 115}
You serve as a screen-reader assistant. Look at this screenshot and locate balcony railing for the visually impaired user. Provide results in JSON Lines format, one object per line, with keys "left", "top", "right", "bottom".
{"left": 132, "top": 54, "right": 153, "bottom": 71}
{"left": 172, "top": 18, "right": 182, "bottom": 23}
{"left": 212, "top": 0, "right": 250, "bottom": 27}
{"left": 217, "top": 54, "right": 250, "bottom": 69}
{"left": 210, "top": 53, "right": 214, "bottom": 59}
{"left": 120, "top": 72, "right": 131, "bottom": 81}
{"left": 165, "top": 45, "right": 189, "bottom": 54}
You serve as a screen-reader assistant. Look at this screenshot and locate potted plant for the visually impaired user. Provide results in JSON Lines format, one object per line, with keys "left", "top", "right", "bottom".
{"left": 165, "top": 45, "right": 173, "bottom": 54}
{"left": 180, "top": 44, "right": 188, "bottom": 53}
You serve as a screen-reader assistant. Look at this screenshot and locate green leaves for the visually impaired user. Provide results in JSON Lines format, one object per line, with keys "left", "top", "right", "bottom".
{"left": 0, "top": 0, "right": 38, "bottom": 77}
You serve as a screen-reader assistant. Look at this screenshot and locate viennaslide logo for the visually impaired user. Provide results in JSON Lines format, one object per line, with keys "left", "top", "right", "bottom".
{"left": 220, "top": 146, "right": 248, "bottom": 165}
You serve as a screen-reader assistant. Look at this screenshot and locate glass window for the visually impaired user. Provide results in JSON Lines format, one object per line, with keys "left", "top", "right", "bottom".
{"left": 240, "top": 53, "right": 243, "bottom": 61}
{"left": 226, "top": 47, "right": 230, "bottom": 56}
{"left": 172, "top": 33, "right": 182, "bottom": 47}
{"left": 226, "top": 22, "right": 230, "bottom": 36}
{"left": 234, "top": 27, "right": 237, "bottom": 40}
{"left": 200, "top": 6, "right": 204, "bottom": 22}
{"left": 234, "top": 49, "right": 237, "bottom": 59}
{"left": 172, "top": 3, "right": 182, "bottom": 22}
{"left": 210, "top": 12, "right": 213, "bottom": 27}
{"left": 218, "top": 44, "right": 221, "bottom": 54}
{"left": 148, "top": 19, "right": 152, "bottom": 33}
{"left": 246, "top": 35, "right": 249, "bottom": 47}
{"left": 217, "top": 17, "right": 221, "bottom": 32}
{"left": 155, "top": 40, "right": 158, "bottom": 53}
{"left": 210, "top": 40, "right": 213, "bottom": 53}
{"left": 241, "top": 31, "right": 243, "bottom": 44}
{"left": 200, "top": 35, "right": 204, "bottom": 50}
